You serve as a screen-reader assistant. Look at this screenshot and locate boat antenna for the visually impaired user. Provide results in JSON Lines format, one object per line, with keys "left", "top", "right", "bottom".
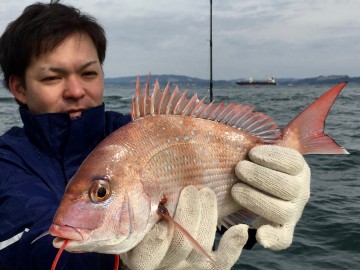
{"left": 209, "top": 0, "right": 213, "bottom": 102}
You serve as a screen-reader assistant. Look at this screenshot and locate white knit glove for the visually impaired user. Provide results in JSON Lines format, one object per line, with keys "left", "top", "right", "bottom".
{"left": 121, "top": 186, "right": 249, "bottom": 270}
{"left": 232, "top": 145, "right": 311, "bottom": 250}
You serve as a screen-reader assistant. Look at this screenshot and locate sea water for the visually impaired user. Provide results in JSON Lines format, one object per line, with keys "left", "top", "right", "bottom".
{"left": 0, "top": 82, "right": 359, "bottom": 269}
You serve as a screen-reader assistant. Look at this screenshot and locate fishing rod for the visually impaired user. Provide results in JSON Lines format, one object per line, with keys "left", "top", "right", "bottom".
{"left": 209, "top": 0, "right": 213, "bottom": 102}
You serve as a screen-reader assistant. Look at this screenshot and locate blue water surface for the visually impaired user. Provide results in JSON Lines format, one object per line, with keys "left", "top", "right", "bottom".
{"left": 0, "top": 81, "right": 359, "bottom": 270}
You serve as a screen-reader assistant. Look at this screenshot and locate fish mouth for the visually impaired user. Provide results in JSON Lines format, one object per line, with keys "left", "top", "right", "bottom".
{"left": 50, "top": 224, "right": 93, "bottom": 250}
{"left": 49, "top": 224, "right": 84, "bottom": 241}
{"left": 53, "top": 237, "right": 73, "bottom": 250}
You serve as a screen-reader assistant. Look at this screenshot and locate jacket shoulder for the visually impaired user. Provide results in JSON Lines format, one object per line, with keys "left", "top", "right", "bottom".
{"left": 0, "top": 127, "right": 30, "bottom": 166}
{"left": 105, "top": 111, "right": 132, "bottom": 135}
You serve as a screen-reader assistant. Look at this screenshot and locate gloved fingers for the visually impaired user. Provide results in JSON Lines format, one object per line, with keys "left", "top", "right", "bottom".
{"left": 182, "top": 225, "right": 249, "bottom": 270}
{"left": 248, "top": 145, "right": 306, "bottom": 175}
{"left": 232, "top": 183, "right": 296, "bottom": 225}
{"left": 194, "top": 187, "right": 218, "bottom": 249}
{"left": 256, "top": 222, "right": 296, "bottom": 250}
{"left": 235, "top": 160, "right": 302, "bottom": 201}
{"left": 182, "top": 187, "right": 218, "bottom": 264}
{"left": 213, "top": 224, "right": 249, "bottom": 270}
{"left": 157, "top": 185, "right": 203, "bottom": 268}
{"left": 121, "top": 220, "right": 174, "bottom": 270}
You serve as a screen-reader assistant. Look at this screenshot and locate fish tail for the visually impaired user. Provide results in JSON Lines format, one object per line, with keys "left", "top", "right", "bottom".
{"left": 280, "top": 82, "right": 349, "bottom": 155}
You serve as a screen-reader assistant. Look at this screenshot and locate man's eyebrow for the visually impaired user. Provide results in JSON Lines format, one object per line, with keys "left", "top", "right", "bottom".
{"left": 79, "top": 60, "right": 99, "bottom": 70}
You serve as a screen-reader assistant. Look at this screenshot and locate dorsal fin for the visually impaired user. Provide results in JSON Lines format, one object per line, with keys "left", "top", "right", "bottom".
{"left": 131, "top": 76, "right": 280, "bottom": 142}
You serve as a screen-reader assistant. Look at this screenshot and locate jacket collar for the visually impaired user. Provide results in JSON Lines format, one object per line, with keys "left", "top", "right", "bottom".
{"left": 20, "top": 104, "right": 106, "bottom": 179}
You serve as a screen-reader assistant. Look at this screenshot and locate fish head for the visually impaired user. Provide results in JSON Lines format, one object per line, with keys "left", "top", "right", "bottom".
{"left": 50, "top": 142, "right": 161, "bottom": 254}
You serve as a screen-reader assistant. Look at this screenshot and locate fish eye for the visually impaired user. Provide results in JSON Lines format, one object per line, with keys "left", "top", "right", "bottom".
{"left": 89, "top": 179, "right": 111, "bottom": 203}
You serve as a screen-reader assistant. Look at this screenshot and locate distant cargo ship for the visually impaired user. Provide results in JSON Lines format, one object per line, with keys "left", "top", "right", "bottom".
{"left": 236, "top": 76, "right": 276, "bottom": 86}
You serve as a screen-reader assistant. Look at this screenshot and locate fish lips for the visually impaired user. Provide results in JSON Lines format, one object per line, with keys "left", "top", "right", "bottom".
{"left": 50, "top": 224, "right": 88, "bottom": 249}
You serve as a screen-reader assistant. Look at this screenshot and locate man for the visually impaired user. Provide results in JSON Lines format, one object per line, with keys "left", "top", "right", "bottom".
{"left": 0, "top": 1, "right": 310, "bottom": 269}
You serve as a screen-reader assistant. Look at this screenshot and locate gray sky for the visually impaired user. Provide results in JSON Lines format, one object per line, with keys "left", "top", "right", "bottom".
{"left": 1, "top": 0, "right": 359, "bottom": 80}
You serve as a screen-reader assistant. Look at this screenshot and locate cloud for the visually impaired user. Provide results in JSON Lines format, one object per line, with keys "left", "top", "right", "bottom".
{"left": 1, "top": 0, "right": 360, "bottom": 79}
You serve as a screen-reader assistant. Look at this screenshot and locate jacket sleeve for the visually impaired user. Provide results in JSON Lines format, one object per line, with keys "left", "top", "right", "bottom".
{"left": 0, "top": 167, "right": 116, "bottom": 270}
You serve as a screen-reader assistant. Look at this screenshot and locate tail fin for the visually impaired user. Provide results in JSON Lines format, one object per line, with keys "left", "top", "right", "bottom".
{"left": 281, "top": 82, "right": 349, "bottom": 155}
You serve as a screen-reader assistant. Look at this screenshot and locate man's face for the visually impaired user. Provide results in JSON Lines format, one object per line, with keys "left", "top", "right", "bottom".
{"left": 11, "top": 32, "right": 104, "bottom": 119}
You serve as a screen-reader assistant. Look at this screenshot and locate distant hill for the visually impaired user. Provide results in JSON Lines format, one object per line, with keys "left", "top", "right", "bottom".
{"left": 105, "top": 74, "right": 229, "bottom": 88}
{"left": 106, "top": 74, "right": 205, "bottom": 86}
{"left": 289, "top": 75, "right": 358, "bottom": 85}
{"left": 105, "top": 74, "right": 360, "bottom": 87}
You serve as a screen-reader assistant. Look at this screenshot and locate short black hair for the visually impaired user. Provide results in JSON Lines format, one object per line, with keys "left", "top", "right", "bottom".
{"left": 0, "top": 1, "right": 107, "bottom": 89}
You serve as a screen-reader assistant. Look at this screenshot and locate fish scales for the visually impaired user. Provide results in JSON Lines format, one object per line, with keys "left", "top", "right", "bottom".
{"left": 49, "top": 78, "right": 348, "bottom": 255}
{"left": 131, "top": 114, "right": 257, "bottom": 218}
{"left": 84, "top": 113, "right": 256, "bottom": 221}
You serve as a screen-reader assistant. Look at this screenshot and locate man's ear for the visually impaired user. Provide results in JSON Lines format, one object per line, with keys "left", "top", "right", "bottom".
{"left": 9, "top": 75, "right": 27, "bottom": 105}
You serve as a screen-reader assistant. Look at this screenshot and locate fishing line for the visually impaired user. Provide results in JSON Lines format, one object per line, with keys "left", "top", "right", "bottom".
{"left": 51, "top": 239, "right": 70, "bottom": 270}
{"left": 114, "top": 254, "right": 120, "bottom": 270}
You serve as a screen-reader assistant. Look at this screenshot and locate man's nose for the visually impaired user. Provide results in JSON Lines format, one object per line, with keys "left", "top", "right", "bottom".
{"left": 63, "top": 76, "right": 86, "bottom": 99}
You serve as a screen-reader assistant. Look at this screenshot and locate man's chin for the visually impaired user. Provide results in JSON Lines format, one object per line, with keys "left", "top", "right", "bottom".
{"left": 69, "top": 112, "right": 83, "bottom": 120}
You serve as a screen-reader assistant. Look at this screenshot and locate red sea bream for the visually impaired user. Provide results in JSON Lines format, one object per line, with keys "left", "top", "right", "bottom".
{"left": 49, "top": 78, "right": 348, "bottom": 255}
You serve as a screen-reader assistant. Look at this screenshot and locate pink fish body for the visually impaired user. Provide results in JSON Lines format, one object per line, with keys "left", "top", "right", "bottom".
{"left": 49, "top": 78, "right": 348, "bottom": 254}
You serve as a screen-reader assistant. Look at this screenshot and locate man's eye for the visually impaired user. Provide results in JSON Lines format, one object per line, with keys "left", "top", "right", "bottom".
{"left": 83, "top": 71, "right": 98, "bottom": 77}
{"left": 42, "top": 76, "right": 59, "bottom": 82}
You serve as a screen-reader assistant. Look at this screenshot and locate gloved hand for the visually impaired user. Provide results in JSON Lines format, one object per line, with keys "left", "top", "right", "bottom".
{"left": 232, "top": 145, "right": 311, "bottom": 250}
{"left": 121, "top": 186, "right": 249, "bottom": 270}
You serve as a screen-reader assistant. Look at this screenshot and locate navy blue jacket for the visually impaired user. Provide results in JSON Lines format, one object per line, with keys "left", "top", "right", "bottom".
{"left": 0, "top": 104, "right": 131, "bottom": 269}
